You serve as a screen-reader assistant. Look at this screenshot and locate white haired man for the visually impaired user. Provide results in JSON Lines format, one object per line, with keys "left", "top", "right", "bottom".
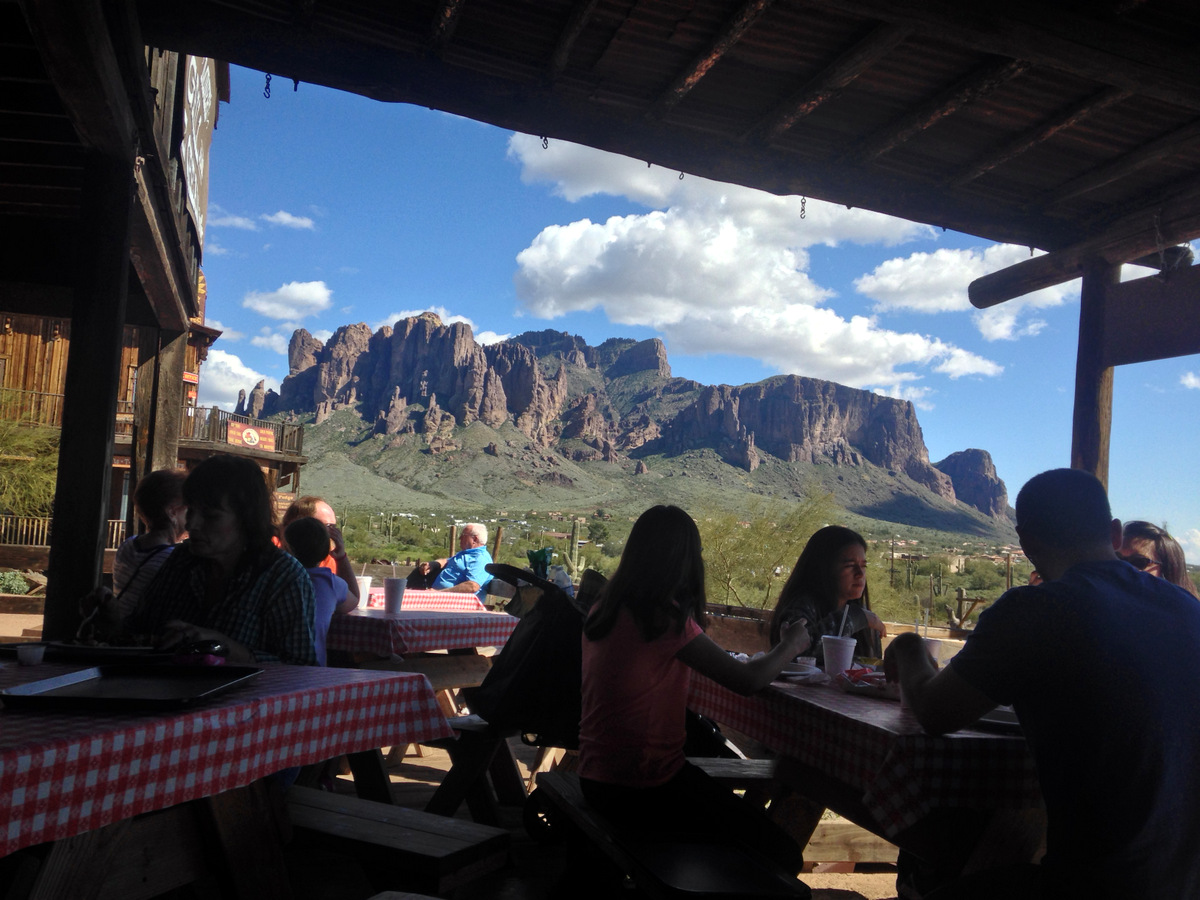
{"left": 431, "top": 523, "right": 493, "bottom": 601}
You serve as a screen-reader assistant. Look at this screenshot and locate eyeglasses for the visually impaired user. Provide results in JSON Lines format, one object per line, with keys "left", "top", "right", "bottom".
{"left": 1119, "top": 552, "right": 1160, "bottom": 571}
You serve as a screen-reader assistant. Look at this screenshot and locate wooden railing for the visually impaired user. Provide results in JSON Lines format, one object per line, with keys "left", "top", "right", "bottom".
{"left": 0, "top": 516, "right": 125, "bottom": 548}
{"left": 0, "top": 390, "right": 134, "bottom": 436}
{"left": 180, "top": 406, "right": 304, "bottom": 456}
{"left": 0, "top": 389, "right": 64, "bottom": 428}
{"left": 0, "top": 392, "right": 302, "bottom": 456}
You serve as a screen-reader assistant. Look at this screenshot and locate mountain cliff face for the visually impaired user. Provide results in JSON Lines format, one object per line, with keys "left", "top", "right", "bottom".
{"left": 244, "top": 314, "right": 1006, "bottom": 518}
{"left": 934, "top": 449, "right": 1009, "bottom": 518}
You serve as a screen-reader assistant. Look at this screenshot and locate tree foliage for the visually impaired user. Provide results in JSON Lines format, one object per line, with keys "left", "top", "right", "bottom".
{"left": 0, "top": 423, "right": 58, "bottom": 516}
{"left": 697, "top": 486, "right": 834, "bottom": 609}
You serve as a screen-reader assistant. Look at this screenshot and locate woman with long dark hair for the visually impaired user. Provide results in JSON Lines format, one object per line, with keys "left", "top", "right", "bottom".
{"left": 578, "top": 505, "right": 812, "bottom": 882}
{"left": 125, "top": 454, "right": 318, "bottom": 665}
{"left": 770, "top": 525, "right": 886, "bottom": 662}
{"left": 1119, "top": 520, "right": 1198, "bottom": 598}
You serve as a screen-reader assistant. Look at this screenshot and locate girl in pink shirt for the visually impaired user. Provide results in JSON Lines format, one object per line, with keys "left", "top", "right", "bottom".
{"left": 579, "top": 505, "right": 813, "bottom": 879}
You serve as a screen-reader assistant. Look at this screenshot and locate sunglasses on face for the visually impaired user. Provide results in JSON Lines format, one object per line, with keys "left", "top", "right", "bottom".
{"left": 1119, "top": 552, "right": 1159, "bottom": 571}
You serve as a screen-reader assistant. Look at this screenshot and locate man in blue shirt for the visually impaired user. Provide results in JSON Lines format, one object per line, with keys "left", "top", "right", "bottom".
{"left": 432, "top": 523, "right": 493, "bottom": 601}
{"left": 886, "top": 468, "right": 1200, "bottom": 899}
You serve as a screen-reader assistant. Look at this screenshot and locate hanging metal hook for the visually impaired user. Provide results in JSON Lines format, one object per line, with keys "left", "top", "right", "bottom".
{"left": 263, "top": 73, "right": 272, "bottom": 99}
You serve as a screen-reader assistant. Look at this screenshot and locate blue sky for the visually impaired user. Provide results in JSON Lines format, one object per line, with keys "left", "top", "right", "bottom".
{"left": 198, "top": 66, "right": 1200, "bottom": 556}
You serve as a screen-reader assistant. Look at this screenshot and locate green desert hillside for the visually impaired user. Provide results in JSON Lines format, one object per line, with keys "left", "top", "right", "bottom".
{"left": 298, "top": 407, "right": 1016, "bottom": 547}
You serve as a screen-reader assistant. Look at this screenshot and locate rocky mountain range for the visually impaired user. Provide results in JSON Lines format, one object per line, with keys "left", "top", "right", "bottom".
{"left": 237, "top": 312, "right": 1008, "bottom": 519}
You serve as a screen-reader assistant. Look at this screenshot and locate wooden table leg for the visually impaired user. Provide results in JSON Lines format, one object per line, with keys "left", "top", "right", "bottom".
{"left": 426, "top": 731, "right": 503, "bottom": 824}
{"left": 197, "top": 780, "right": 293, "bottom": 900}
{"left": 22, "top": 804, "right": 213, "bottom": 900}
{"left": 346, "top": 748, "right": 395, "bottom": 804}
{"left": 488, "top": 736, "right": 529, "bottom": 806}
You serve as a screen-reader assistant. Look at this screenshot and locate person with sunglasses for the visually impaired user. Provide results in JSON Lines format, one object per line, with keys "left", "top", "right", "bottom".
{"left": 1118, "top": 520, "right": 1198, "bottom": 598}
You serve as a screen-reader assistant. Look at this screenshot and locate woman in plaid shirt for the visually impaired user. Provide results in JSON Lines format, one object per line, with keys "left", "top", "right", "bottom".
{"left": 127, "top": 454, "right": 318, "bottom": 665}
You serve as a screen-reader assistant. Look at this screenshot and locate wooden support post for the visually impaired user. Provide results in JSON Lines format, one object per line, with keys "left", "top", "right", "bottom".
{"left": 142, "top": 328, "right": 187, "bottom": 474}
{"left": 43, "top": 151, "right": 134, "bottom": 640}
{"left": 1070, "top": 259, "right": 1119, "bottom": 487}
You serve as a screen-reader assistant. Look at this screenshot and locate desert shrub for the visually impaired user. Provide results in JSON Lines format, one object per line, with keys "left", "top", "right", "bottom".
{"left": 0, "top": 422, "right": 58, "bottom": 516}
{"left": 0, "top": 570, "right": 28, "bottom": 594}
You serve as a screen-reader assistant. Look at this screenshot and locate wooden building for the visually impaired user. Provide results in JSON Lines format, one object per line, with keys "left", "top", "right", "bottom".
{"left": 6, "top": 1, "right": 1200, "bottom": 638}
{"left": 0, "top": 307, "right": 305, "bottom": 562}
{"left": 1, "top": 5, "right": 306, "bottom": 635}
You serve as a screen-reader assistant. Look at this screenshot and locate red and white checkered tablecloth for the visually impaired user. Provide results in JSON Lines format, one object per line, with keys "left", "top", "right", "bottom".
{"left": 365, "top": 587, "right": 488, "bottom": 612}
{"left": 327, "top": 609, "right": 519, "bottom": 658}
{"left": 0, "top": 662, "right": 453, "bottom": 857}
{"left": 688, "top": 675, "right": 1041, "bottom": 838}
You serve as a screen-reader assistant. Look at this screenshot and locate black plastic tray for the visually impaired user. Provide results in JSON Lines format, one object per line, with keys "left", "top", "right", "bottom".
{"left": 0, "top": 664, "right": 263, "bottom": 711}
{"left": 0, "top": 642, "right": 175, "bottom": 665}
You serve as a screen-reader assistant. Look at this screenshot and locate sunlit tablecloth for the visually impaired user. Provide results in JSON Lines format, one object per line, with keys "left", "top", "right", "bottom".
{"left": 327, "top": 608, "right": 518, "bottom": 658}
{"left": 365, "top": 586, "right": 488, "bottom": 612}
{"left": 0, "top": 662, "right": 453, "bottom": 856}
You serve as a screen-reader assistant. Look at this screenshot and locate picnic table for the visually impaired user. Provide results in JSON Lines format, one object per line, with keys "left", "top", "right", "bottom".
{"left": 688, "top": 674, "right": 1044, "bottom": 873}
{"left": 0, "top": 660, "right": 453, "bottom": 897}
{"left": 364, "top": 586, "right": 488, "bottom": 612}
{"left": 326, "top": 608, "right": 518, "bottom": 660}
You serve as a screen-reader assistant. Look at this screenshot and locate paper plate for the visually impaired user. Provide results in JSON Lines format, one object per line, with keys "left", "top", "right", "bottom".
{"left": 780, "top": 663, "right": 822, "bottom": 678}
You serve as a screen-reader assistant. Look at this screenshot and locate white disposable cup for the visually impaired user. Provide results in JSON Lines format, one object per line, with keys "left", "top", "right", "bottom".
{"left": 384, "top": 577, "right": 406, "bottom": 614}
{"left": 17, "top": 643, "right": 45, "bottom": 666}
{"left": 923, "top": 638, "right": 943, "bottom": 665}
{"left": 821, "top": 635, "right": 857, "bottom": 676}
{"left": 355, "top": 576, "right": 372, "bottom": 608}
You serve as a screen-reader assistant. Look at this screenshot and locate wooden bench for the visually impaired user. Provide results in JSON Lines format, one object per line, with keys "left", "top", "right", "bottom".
{"left": 424, "top": 715, "right": 530, "bottom": 826}
{"left": 688, "top": 756, "right": 777, "bottom": 788}
{"left": 285, "top": 786, "right": 510, "bottom": 894}
{"left": 534, "top": 771, "right": 809, "bottom": 900}
{"left": 688, "top": 756, "right": 779, "bottom": 809}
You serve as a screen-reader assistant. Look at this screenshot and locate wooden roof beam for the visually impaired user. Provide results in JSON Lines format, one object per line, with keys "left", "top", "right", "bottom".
{"left": 550, "top": 0, "right": 600, "bottom": 78}
{"left": 806, "top": 0, "right": 1200, "bottom": 112}
{"left": 745, "top": 22, "right": 910, "bottom": 143}
{"left": 431, "top": 0, "right": 466, "bottom": 51}
{"left": 947, "top": 86, "right": 1131, "bottom": 189}
{"left": 131, "top": 1, "right": 1081, "bottom": 249}
{"left": 646, "top": 0, "right": 775, "bottom": 120}
{"left": 843, "top": 56, "right": 1030, "bottom": 164}
{"left": 18, "top": 0, "right": 137, "bottom": 159}
{"left": 1039, "top": 117, "right": 1200, "bottom": 209}
{"left": 970, "top": 175, "right": 1200, "bottom": 308}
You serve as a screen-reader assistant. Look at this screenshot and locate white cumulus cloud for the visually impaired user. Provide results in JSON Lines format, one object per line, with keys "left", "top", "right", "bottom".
{"left": 205, "top": 319, "right": 244, "bottom": 341}
{"left": 208, "top": 204, "right": 258, "bottom": 230}
{"left": 855, "top": 244, "right": 1079, "bottom": 341}
{"left": 195, "top": 350, "right": 277, "bottom": 411}
{"left": 1179, "top": 528, "right": 1200, "bottom": 562}
{"left": 372, "top": 307, "right": 504, "bottom": 343}
{"left": 1182, "top": 372, "right": 1200, "bottom": 390}
{"left": 508, "top": 135, "right": 997, "bottom": 398}
{"left": 251, "top": 331, "right": 289, "bottom": 354}
{"left": 242, "top": 281, "right": 332, "bottom": 319}
{"left": 475, "top": 330, "right": 512, "bottom": 345}
{"left": 261, "top": 210, "right": 316, "bottom": 230}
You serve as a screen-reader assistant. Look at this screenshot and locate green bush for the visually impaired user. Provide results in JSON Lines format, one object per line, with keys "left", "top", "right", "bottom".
{"left": 0, "top": 571, "right": 28, "bottom": 594}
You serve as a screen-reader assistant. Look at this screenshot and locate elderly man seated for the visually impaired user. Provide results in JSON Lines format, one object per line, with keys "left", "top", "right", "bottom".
{"left": 429, "top": 522, "right": 493, "bottom": 601}
{"left": 886, "top": 468, "right": 1200, "bottom": 899}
